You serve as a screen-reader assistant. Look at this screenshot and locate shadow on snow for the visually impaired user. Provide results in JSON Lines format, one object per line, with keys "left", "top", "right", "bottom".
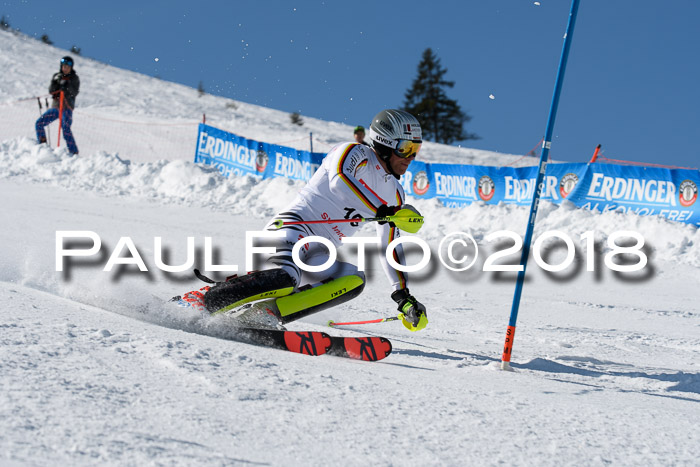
{"left": 515, "top": 356, "right": 700, "bottom": 400}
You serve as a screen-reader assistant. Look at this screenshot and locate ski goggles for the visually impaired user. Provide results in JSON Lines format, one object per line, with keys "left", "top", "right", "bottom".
{"left": 61, "top": 58, "right": 74, "bottom": 66}
{"left": 393, "top": 139, "right": 422, "bottom": 158}
{"left": 369, "top": 127, "right": 422, "bottom": 158}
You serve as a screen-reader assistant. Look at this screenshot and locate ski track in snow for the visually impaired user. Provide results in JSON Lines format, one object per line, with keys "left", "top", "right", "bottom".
{"left": 1, "top": 29, "right": 699, "bottom": 466}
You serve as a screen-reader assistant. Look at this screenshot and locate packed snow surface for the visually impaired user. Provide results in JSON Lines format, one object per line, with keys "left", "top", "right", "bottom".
{"left": 1, "top": 29, "right": 699, "bottom": 466}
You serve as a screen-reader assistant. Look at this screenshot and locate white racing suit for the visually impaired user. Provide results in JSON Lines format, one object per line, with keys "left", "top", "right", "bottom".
{"left": 262, "top": 142, "right": 408, "bottom": 293}
{"left": 204, "top": 142, "right": 408, "bottom": 325}
{"left": 202, "top": 142, "right": 411, "bottom": 325}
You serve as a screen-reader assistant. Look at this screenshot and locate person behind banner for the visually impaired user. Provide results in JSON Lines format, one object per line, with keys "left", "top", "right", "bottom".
{"left": 353, "top": 125, "right": 369, "bottom": 146}
{"left": 35, "top": 56, "right": 80, "bottom": 155}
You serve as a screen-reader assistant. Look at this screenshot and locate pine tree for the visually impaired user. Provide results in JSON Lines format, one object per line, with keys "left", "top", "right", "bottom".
{"left": 402, "top": 48, "right": 478, "bottom": 144}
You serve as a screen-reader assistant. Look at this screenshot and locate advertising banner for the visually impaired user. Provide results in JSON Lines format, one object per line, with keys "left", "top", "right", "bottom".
{"left": 194, "top": 124, "right": 700, "bottom": 226}
{"left": 402, "top": 162, "right": 590, "bottom": 208}
{"left": 194, "top": 124, "right": 325, "bottom": 182}
{"left": 566, "top": 164, "right": 700, "bottom": 225}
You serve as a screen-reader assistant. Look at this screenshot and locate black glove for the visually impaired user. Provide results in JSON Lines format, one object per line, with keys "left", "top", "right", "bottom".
{"left": 375, "top": 204, "right": 399, "bottom": 225}
{"left": 391, "top": 288, "right": 427, "bottom": 330}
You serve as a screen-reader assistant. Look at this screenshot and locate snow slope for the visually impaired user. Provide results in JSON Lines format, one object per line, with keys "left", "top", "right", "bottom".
{"left": 1, "top": 29, "right": 699, "bottom": 466}
{"left": 0, "top": 28, "right": 527, "bottom": 166}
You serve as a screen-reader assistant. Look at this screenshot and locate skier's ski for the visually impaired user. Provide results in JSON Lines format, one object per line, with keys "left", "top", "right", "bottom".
{"left": 327, "top": 336, "right": 392, "bottom": 361}
{"left": 169, "top": 283, "right": 392, "bottom": 361}
{"left": 236, "top": 328, "right": 332, "bottom": 356}
{"left": 236, "top": 328, "right": 392, "bottom": 362}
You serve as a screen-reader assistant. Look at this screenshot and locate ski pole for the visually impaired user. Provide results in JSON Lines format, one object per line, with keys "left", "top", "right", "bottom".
{"left": 271, "top": 208, "right": 424, "bottom": 234}
{"left": 327, "top": 315, "right": 403, "bottom": 327}
{"left": 37, "top": 97, "right": 52, "bottom": 146}
{"left": 56, "top": 90, "right": 64, "bottom": 148}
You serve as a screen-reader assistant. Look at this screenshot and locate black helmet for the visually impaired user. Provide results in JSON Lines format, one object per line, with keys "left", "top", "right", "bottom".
{"left": 60, "top": 56, "right": 74, "bottom": 68}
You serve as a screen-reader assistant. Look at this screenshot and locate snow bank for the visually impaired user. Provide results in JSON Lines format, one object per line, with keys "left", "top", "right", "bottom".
{"left": 2, "top": 136, "right": 699, "bottom": 269}
{"left": 0, "top": 137, "right": 303, "bottom": 217}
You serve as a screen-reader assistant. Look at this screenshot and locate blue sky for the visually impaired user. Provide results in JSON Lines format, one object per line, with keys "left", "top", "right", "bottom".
{"left": 3, "top": 0, "right": 698, "bottom": 167}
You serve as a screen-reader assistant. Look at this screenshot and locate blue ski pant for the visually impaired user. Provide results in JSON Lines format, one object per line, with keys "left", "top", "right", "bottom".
{"left": 35, "top": 108, "right": 79, "bottom": 155}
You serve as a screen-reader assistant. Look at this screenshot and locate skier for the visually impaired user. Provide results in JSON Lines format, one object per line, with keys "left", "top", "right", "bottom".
{"left": 201, "top": 109, "right": 428, "bottom": 332}
{"left": 35, "top": 56, "right": 80, "bottom": 155}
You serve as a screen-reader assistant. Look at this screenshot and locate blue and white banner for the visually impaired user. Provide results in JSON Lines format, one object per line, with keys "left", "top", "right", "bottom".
{"left": 194, "top": 124, "right": 700, "bottom": 226}
{"left": 402, "top": 162, "right": 590, "bottom": 208}
{"left": 565, "top": 164, "right": 700, "bottom": 225}
{"left": 401, "top": 161, "right": 699, "bottom": 225}
{"left": 194, "top": 124, "right": 325, "bottom": 182}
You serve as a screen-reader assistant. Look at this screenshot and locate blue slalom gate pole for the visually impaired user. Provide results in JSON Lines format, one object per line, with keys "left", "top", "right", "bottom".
{"left": 500, "top": 0, "right": 581, "bottom": 371}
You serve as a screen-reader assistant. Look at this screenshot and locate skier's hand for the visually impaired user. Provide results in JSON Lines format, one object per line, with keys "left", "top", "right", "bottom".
{"left": 391, "top": 288, "right": 428, "bottom": 332}
{"left": 375, "top": 204, "right": 400, "bottom": 226}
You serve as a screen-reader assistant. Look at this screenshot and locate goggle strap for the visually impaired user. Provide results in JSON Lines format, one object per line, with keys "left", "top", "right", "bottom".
{"left": 368, "top": 127, "right": 398, "bottom": 149}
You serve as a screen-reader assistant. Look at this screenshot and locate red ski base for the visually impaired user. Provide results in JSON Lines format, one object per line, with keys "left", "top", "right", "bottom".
{"left": 237, "top": 328, "right": 392, "bottom": 362}
{"left": 327, "top": 336, "right": 392, "bottom": 361}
